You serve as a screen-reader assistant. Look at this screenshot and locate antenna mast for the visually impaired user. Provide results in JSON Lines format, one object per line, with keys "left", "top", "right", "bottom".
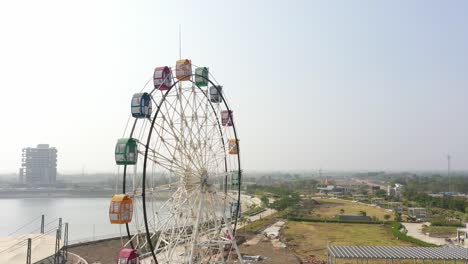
{"left": 179, "top": 25, "right": 182, "bottom": 59}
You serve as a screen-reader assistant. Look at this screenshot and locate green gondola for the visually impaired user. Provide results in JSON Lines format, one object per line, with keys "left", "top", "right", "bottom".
{"left": 231, "top": 170, "right": 240, "bottom": 186}
{"left": 115, "top": 138, "right": 138, "bottom": 165}
{"left": 195, "top": 67, "right": 209, "bottom": 87}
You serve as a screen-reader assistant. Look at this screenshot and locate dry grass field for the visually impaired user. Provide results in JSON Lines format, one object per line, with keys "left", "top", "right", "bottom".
{"left": 309, "top": 198, "right": 394, "bottom": 220}
{"left": 282, "top": 222, "right": 414, "bottom": 260}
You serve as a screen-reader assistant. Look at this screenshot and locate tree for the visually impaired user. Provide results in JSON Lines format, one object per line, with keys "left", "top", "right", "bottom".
{"left": 384, "top": 214, "right": 391, "bottom": 221}
{"left": 339, "top": 209, "right": 345, "bottom": 214}
{"left": 260, "top": 195, "right": 269, "bottom": 208}
{"left": 359, "top": 211, "right": 367, "bottom": 216}
{"left": 395, "top": 212, "right": 402, "bottom": 222}
{"left": 240, "top": 216, "right": 247, "bottom": 231}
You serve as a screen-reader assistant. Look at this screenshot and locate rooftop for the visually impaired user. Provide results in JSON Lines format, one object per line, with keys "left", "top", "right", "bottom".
{"left": 327, "top": 246, "right": 467, "bottom": 260}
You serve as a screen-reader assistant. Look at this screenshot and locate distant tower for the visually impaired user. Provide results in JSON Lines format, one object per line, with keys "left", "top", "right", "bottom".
{"left": 447, "top": 154, "right": 451, "bottom": 192}
{"left": 20, "top": 144, "right": 57, "bottom": 185}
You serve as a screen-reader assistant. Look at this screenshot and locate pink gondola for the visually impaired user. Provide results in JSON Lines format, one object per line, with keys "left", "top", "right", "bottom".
{"left": 153, "top": 66, "right": 173, "bottom": 90}
{"left": 117, "top": 248, "right": 139, "bottom": 264}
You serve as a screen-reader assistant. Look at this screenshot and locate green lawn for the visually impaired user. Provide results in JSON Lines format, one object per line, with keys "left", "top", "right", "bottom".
{"left": 282, "top": 222, "right": 414, "bottom": 260}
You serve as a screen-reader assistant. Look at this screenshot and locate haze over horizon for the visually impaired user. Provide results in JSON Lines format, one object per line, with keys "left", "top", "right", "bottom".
{"left": 1, "top": 0, "right": 467, "bottom": 174}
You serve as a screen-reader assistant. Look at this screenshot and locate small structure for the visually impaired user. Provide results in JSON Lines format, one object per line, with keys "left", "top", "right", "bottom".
{"left": 383, "top": 201, "right": 403, "bottom": 213}
{"left": 131, "top": 93, "right": 152, "bottom": 118}
{"left": 175, "top": 59, "right": 192, "bottom": 81}
{"left": 328, "top": 192, "right": 343, "bottom": 199}
{"left": 231, "top": 170, "right": 240, "bottom": 186}
{"left": 109, "top": 194, "right": 133, "bottom": 224}
{"left": 115, "top": 138, "right": 138, "bottom": 165}
{"left": 221, "top": 110, "right": 233, "bottom": 126}
{"left": 209, "top": 85, "right": 223, "bottom": 103}
{"left": 408, "top": 207, "right": 427, "bottom": 219}
{"left": 228, "top": 139, "right": 238, "bottom": 155}
{"left": 387, "top": 183, "right": 403, "bottom": 197}
{"left": 194, "top": 67, "right": 209, "bottom": 87}
{"left": 327, "top": 246, "right": 467, "bottom": 264}
{"left": 230, "top": 202, "right": 240, "bottom": 218}
{"left": 117, "top": 248, "right": 139, "bottom": 264}
{"left": 318, "top": 185, "right": 345, "bottom": 196}
{"left": 370, "top": 197, "right": 384, "bottom": 206}
{"left": 352, "top": 194, "right": 367, "bottom": 202}
{"left": 153, "top": 66, "right": 173, "bottom": 90}
{"left": 456, "top": 224, "right": 468, "bottom": 244}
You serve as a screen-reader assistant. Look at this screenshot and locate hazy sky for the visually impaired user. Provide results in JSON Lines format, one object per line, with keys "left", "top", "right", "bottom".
{"left": 1, "top": 0, "right": 467, "bottom": 173}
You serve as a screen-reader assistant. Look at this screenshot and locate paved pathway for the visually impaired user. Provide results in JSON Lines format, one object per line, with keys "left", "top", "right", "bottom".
{"left": 402, "top": 222, "right": 468, "bottom": 248}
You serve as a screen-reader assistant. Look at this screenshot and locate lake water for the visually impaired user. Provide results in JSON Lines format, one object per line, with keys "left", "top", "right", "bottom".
{"left": 1, "top": 196, "right": 235, "bottom": 244}
{"left": 0, "top": 197, "right": 127, "bottom": 242}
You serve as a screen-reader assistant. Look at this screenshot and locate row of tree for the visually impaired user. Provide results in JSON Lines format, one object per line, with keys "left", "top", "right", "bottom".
{"left": 404, "top": 191, "right": 468, "bottom": 213}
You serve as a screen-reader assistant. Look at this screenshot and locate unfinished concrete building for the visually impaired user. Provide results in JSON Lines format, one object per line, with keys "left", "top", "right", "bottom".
{"left": 19, "top": 144, "right": 57, "bottom": 185}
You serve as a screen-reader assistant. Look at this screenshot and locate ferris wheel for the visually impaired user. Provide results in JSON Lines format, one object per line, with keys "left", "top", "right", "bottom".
{"left": 109, "top": 59, "right": 244, "bottom": 264}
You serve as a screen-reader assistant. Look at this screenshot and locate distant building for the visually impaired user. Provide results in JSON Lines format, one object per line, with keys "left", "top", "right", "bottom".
{"left": 387, "top": 183, "right": 403, "bottom": 197}
{"left": 317, "top": 185, "right": 348, "bottom": 198}
{"left": 19, "top": 144, "right": 57, "bottom": 185}
{"left": 370, "top": 185, "right": 381, "bottom": 193}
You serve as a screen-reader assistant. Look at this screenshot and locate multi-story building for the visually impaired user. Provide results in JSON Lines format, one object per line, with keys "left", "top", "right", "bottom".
{"left": 19, "top": 144, "right": 57, "bottom": 185}
{"left": 387, "top": 183, "right": 403, "bottom": 197}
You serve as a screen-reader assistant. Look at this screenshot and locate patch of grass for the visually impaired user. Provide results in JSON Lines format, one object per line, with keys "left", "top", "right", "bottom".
{"left": 288, "top": 216, "right": 381, "bottom": 224}
{"left": 240, "top": 208, "right": 292, "bottom": 234}
{"left": 282, "top": 222, "right": 414, "bottom": 260}
{"left": 422, "top": 225, "right": 458, "bottom": 238}
{"left": 310, "top": 198, "right": 394, "bottom": 220}
{"left": 243, "top": 206, "right": 265, "bottom": 216}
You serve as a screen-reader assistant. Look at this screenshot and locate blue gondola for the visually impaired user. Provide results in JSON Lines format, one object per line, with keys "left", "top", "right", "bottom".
{"left": 131, "top": 93, "right": 152, "bottom": 118}
{"left": 209, "top": 85, "right": 223, "bottom": 103}
{"left": 230, "top": 202, "right": 240, "bottom": 218}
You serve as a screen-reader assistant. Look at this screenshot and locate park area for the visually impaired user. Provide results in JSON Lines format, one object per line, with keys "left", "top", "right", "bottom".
{"left": 282, "top": 222, "right": 414, "bottom": 260}
{"left": 306, "top": 198, "right": 394, "bottom": 220}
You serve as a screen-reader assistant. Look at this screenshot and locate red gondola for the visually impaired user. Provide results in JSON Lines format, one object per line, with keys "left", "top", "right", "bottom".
{"left": 153, "top": 66, "right": 173, "bottom": 90}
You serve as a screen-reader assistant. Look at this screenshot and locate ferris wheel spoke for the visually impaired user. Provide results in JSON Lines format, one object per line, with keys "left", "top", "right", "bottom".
{"left": 201, "top": 123, "right": 224, "bottom": 167}
{"left": 164, "top": 89, "right": 207, "bottom": 168}
{"left": 152, "top": 111, "right": 205, "bottom": 173}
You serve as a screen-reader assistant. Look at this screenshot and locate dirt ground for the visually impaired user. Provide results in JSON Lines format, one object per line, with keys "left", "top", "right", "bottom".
{"left": 69, "top": 237, "right": 129, "bottom": 264}
{"left": 234, "top": 236, "right": 301, "bottom": 264}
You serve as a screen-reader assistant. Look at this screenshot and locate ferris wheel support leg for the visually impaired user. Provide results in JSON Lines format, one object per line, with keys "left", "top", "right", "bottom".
{"left": 189, "top": 194, "right": 204, "bottom": 264}
{"left": 223, "top": 211, "right": 244, "bottom": 264}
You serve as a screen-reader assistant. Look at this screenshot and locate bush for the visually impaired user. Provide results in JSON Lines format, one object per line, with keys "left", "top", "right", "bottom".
{"left": 430, "top": 218, "right": 463, "bottom": 227}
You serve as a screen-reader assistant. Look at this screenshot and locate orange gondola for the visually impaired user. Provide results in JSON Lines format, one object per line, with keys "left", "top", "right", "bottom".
{"left": 109, "top": 194, "right": 133, "bottom": 224}
{"left": 228, "top": 139, "right": 239, "bottom": 155}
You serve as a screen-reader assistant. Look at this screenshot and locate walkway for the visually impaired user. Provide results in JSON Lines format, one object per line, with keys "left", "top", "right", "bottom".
{"left": 402, "top": 222, "right": 468, "bottom": 248}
